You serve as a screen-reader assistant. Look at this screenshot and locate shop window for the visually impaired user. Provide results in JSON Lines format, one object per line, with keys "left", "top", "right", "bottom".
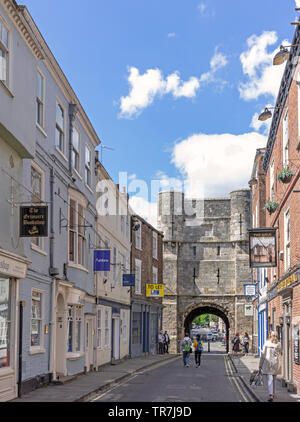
{"left": 31, "top": 290, "right": 43, "bottom": 347}
{"left": 67, "top": 305, "right": 83, "bottom": 353}
{"left": 0, "top": 278, "right": 11, "bottom": 368}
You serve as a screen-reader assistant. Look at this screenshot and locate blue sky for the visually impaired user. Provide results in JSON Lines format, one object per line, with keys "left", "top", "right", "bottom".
{"left": 21, "top": 0, "right": 299, "bottom": 226}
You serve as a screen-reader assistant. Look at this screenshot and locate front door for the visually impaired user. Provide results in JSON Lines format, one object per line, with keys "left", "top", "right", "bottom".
{"left": 85, "top": 317, "right": 93, "bottom": 371}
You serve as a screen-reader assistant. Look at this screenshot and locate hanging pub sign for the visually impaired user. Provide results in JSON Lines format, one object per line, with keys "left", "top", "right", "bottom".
{"left": 94, "top": 250, "right": 110, "bottom": 271}
{"left": 146, "top": 284, "right": 164, "bottom": 297}
{"left": 123, "top": 274, "right": 135, "bottom": 287}
{"left": 248, "top": 228, "right": 277, "bottom": 268}
{"left": 20, "top": 206, "right": 48, "bottom": 237}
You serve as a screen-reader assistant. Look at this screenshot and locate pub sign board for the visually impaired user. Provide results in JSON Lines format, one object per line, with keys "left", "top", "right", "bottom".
{"left": 248, "top": 228, "right": 277, "bottom": 268}
{"left": 20, "top": 206, "right": 48, "bottom": 237}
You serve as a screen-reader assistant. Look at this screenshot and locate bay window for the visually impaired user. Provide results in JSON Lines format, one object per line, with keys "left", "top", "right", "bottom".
{"left": 67, "top": 304, "right": 83, "bottom": 353}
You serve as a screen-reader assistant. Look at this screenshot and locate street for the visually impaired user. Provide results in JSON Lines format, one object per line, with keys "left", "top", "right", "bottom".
{"left": 89, "top": 343, "right": 250, "bottom": 402}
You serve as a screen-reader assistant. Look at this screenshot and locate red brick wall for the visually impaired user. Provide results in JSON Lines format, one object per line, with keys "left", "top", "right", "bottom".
{"left": 292, "top": 284, "right": 300, "bottom": 394}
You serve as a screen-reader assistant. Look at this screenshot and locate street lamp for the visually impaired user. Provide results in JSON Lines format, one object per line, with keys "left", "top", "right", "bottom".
{"left": 258, "top": 106, "right": 282, "bottom": 121}
{"left": 273, "top": 44, "right": 300, "bottom": 65}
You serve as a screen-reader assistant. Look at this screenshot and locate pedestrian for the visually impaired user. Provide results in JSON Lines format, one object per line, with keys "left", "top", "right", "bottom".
{"left": 158, "top": 330, "right": 164, "bottom": 354}
{"left": 193, "top": 334, "right": 203, "bottom": 367}
{"left": 163, "top": 331, "right": 170, "bottom": 354}
{"left": 181, "top": 332, "right": 192, "bottom": 367}
{"left": 243, "top": 332, "right": 250, "bottom": 354}
{"left": 259, "top": 331, "right": 282, "bottom": 402}
{"left": 232, "top": 332, "right": 241, "bottom": 354}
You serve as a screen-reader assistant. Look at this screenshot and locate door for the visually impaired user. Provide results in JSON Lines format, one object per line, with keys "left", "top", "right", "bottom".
{"left": 85, "top": 317, "right": 93, "bottom": 371}
{"left": 112, "top": 317, "right": 120, "bottom": 360}
{"left": 55, "top": 294, "right": 66, "bottom": 377}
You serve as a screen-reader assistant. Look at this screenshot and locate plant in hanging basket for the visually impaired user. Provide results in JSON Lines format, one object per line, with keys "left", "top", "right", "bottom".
{"left": 264, "top": 201, "right": 279, "bottom": 214}
{"left": 277, "top": 167, "right": 295, "bottom": 183}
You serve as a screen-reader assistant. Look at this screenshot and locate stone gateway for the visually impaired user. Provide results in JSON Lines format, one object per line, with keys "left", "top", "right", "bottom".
{"left": 157, "top": 190, "right": 253, "bottom": 353}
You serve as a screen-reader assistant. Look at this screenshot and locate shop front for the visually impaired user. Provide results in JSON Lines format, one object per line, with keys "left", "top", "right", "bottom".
{"left": 0, "top": 248, "right": 30, "bottom": 402}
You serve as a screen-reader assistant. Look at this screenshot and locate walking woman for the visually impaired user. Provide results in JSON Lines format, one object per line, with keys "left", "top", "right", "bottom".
{"left": 259, "top": 331, "right": 282, "bottom": 402}
{"left": 243, "top": 332, "right": 250, "bottom": 354}
{"left": 232, "top": 332, "right": 241, "bottom": 354}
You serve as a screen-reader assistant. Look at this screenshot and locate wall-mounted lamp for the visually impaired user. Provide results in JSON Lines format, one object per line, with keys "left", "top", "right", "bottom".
{"left": 273, "top": 44, "right": 300, "bottom": 65}
{"left": 248, "top": 178, "right": 258, "bottom": 187}
{"left": 258, "top": 106, "right": 282, "bottom": 121}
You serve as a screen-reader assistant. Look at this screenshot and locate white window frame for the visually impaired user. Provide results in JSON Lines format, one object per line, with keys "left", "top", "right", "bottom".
{"left": 85, "top": 144, "right": 92, "bottom": 189}
{"left": 283, "top": 108, "right": 289, "bottom": 167}
{"left": 31, "top": 161, "right": 46, "bottom": 254}
{"left": 36, "top": 68, "right": 45, "bottom": 129}
{"left": 97, "top": 308, "right": 102, "bottom": 349}
{"left": 135, "top": 259, "right": 142, "bottom": 294}
{"left": 0, "top": 17, "right": 9, "bottom": 88}
{"left": 68, "top": 192, "right": 88, "bottom": 270}
{"left": 55, "top": 98, "right": 66, "bottom": 157}
{"left": 72, "top": 125, "right": 80, "bottom": 176}
{"left": 122, "top": 310, "right": 127, "bottom": 343}
{"left": 284, "top": 209, "right": 290, "bottom": 271}
{"left": 153, "top": 232, "right": 158, "bottom": 259}
{"left": 270, "top": 159, "right": 274, "bottom": 201}
{"left": 104, "top": 309, "right": 110, "bottom": 348}
{"left": 135, "top": 223, "right": 142, "bottom": 250}
{"left": 30, "top": 288, "right": 45, "bottom": 354}
{"left": 153, "top": 266, "right": 158, "bottom": 284}
{"left": 67, "top": 304, "right": 83, "bottom": 355}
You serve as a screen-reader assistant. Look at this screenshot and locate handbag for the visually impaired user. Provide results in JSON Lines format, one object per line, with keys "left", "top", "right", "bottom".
{"left": 249, "top": 369, "right": 263, "bottom": 387}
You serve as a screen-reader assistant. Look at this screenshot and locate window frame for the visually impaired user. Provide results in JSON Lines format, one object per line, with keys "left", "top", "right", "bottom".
{"left": 85, "top": 144, "right": 92, "bottom": 189}
{"left": 30, "top": 288, "right": 45, "bottom": 353}
{"left": 72, "top": 125, "right": 80, "bottom": 176}
{"left": 270, "top": 158, "right": 274, "bottom": 201}
{"left": 55, "top": 98, "right": 66, "bottom": 156}
{"left": 122, "top": 310, "right": 127, "bottom": 343}
{"left": 284, "top": 208, "right": 290, "bottom": 271}
{"left": 283, "top": 108, "right": 289, "bottom": 167}
{"left": 68, "top": 193, "right": 88, "bottom": 270}
{"left": 104, "top": 309, "right": 110, "bottom": 348}
{"left": 135, "top": 223, "right": 142, "bottom": 250}
{"left": 135, "top": 259, "right": 142, "bottom": 294}
{"left": 30, "top": 161, "right": 46, "bottom": 253}
{"left": 153, "top": 232, "right": 158, "bottom": 259}
{"left": 97, "top": 308, "right": 102, "bottom": 349}
{"left": 36, "top": 68, "right": 45, "bottom": 129}
{"left": 67, "top": 304, "right": 83, "bottom": 355}
{"left": 0, "top": 17, "right": 10, "bottom": 88}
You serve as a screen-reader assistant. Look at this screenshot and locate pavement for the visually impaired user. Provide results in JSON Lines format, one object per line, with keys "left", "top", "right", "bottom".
{"left": 228, "top": 353, "right": 300, "bottom": 403}
{"left": 10, "top": 353, "right": 179, "bottom": 402}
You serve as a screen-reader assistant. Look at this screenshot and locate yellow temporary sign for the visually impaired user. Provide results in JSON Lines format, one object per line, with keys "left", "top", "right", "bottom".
{"left": 146, "top": 284, "right": 164, "bottom": 297}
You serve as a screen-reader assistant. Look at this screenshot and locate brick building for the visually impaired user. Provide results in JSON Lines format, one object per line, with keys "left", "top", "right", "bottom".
{"left": 255, "top": 21, "right": 300, "bottom": 394}
{"left": 130, "top": 214, "right": 164, "bottom": 357}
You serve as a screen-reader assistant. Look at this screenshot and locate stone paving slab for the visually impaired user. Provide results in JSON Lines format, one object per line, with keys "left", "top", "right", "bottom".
{"left": 229, "top": 354, "right": 300, "bottom": 403}
{"left": 11, "top": 354, "right": 179, "bottom": 402}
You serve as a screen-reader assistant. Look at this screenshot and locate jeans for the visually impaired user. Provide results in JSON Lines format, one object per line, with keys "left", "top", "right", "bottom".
{"left": 158, "top": 342, "right": 164, "bottom": 354}
{"left": 195, "top": 351, "right": 202, "bottom": 366}
{"left": 244, "top": 343, "right": 249, "bottom": 353}
{"left": 183, "top": 351, "right": 190, "bottom": 366}
{"left": 164, "top": 343, "right": 169, "bottom": 353}
{"left": 266, "top": 374, "right": 276, "bottom": 396}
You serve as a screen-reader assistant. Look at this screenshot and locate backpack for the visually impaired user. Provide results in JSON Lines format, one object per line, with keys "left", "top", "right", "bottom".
{"left": 184, "top": 340, "right": 190, "bottom": 352}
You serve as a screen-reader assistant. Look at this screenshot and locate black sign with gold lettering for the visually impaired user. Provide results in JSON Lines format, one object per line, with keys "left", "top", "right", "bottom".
{"left": 20, "top": 206, "right": 48, "bottom": 237}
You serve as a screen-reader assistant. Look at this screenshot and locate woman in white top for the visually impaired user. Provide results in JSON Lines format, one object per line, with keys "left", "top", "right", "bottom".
{"left": 259, "top": 331, "right": 282, "bottom": 402}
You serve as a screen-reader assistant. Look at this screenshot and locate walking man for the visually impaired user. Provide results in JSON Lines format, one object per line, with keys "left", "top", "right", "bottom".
{"left": 163, "top": 331, "right": 170, "bottom": 354}
{"left": 158, "top": 330, "right": 164, "bottom": 354}
{"left": 193, "top": 334, "right": 203, "bottom": 367}
{"left": 181, "top": 332, "right": 192, "bottom": 367}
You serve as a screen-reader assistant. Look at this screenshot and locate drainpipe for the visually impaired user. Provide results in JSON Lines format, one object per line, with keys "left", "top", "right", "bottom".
{"left": 129, "top": 211, "right": 132, "bottom": 357}
{"left": 17, "top": 301, "right": 25, "bottom": 397}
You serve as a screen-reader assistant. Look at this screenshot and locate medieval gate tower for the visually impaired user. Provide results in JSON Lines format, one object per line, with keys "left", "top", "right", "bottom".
{"left": 157, "top": 189, "right": 253, "bottom": 353}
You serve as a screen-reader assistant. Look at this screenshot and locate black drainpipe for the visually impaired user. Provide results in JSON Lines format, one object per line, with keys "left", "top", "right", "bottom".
{"left": 18, "top": 301, "right": 25, "bottom": 397}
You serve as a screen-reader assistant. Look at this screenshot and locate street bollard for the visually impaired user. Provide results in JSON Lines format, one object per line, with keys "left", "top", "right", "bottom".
{"left": 208, "top": 341, "right": 210, "bottom": 353}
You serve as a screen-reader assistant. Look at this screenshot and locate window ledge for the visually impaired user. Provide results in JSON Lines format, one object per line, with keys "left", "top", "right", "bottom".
{"left": 68, "top": 262, "right": 89, "bottom": 273}
{"left": 85, "top": 184, "right": 94, "bottom": 194}
{"left": 73, "top": 169, "right": 82, "bottom": 181}
{"left": 36, "top": 123, "right": 47, "bottom": 138}
{"left": 0, "top": 80, "right": 14, "bottom": 98}
{"left": 67, "top": 352, "right": 84, "bottom": 360}
{"left": 31, "top": 243, "right": 47, "bottom": 256}
{"left": 55, "top": 147, "right": 68, "bottom": 162}
{"left": 29, "top": 347, "right": 46, "bottom": 355}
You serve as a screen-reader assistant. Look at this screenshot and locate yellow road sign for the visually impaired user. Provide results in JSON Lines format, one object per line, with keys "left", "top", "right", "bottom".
{"left": 146, "top": 284, "right": 164, "bottom": 297}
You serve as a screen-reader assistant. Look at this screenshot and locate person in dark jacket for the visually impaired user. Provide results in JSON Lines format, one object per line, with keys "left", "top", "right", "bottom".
{"left": 163, "top": 331, "right": 170, "bottom": 354}
{"left": 243, "top": 332, "right": 250, "bottom": 354}
{"left": 232, "top": 332, "right": 241, "bottom": 354}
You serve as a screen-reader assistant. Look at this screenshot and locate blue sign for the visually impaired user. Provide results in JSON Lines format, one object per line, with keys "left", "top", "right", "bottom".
{"left": 94, "top": 250, "right": 110, "bottom": 271}
{"left": 123, "top": 274, "right": 135, "bottom": 286}
{"left": 244, "top": 284, "right": 256, "bottom": 297}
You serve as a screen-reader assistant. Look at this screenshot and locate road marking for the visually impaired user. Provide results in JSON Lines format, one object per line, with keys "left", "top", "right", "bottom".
{"left": 90, "top": 374, "right": 139, "bottom": 401}
{"left": 224, "top": 356, "right": 249, "bottom": 402}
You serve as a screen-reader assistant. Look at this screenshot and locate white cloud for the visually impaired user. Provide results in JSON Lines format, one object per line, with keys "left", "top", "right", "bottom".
{"left": 129, "top": 195, "right": 158, "bottom": 229}
{"left": 119, "top": 48, "right": 228, "bottom": 118}
{"left": 171, "top": 132, "right": 267, "bottom": 197}
{"left": 198, "top": 3, "right": 207, "bottom": 13}
{"left": 239, "top": 31, "right": 287, "bottom": 101}
{"left": 250, "top": 112, "right": 272, "bottom": 135}
{"left": 167, "top": 32, "right": 176, "bottom": 38}
{"left": 296, "top": 0, "right": 300, "bottom": 7}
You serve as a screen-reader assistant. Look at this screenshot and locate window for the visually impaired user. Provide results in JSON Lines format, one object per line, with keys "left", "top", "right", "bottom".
{"left": 193, "top": 246, "right": 197, "bottom": 257}
{"left": 85, "top": 145, "right": 92, "bottom": 188}
{"left": 153, "top": 232, "right": 158, "bottom": 259}
{"left": 0, "top": 278, "right": 11, "bottom": 368}
{"left": 31, "top": 290, "right": 43, "bottom": 347}
{"left": 104, "top": 310, "right": 109, "bottom": 347}
{"left": 283, "top": 109, "right": 289, "bottom": 166}
{"left": 56, "top": 101, "right": 65, "bottom": 153}
{"left": 285, "top": 210, "right": 290, "bottom": 271}
{"left": 270, "top": 159, "right": 274, "bottom": 201}
{"left": 68, "top": 197, "right": 87, "bottom": 267}
{"left": 97, "top": 309, "right": 102, "bottom": 348}
{"left": 67, "top": 305, "right": 83, "bottom": 353}
{"left": 31, "top": 163, "right": 44, "bottom": 250}
{"left": 136, "top": 223, "right": 142, "bottom": 250}
{"left": 135, "top": 259, "right": 142, "bottom": 294}
{"left": 132, "top": 312, "right": 141, "bottom": 344}
{"left": 217, "top": 246, "right": 221, "bottom": 256}
{"left": 272, "top": 308, "right": 276, "bottom": 332}
{"left": 72, "top": 127, "right": 80, "bottom": 173}
{"left": 122, "top": 310, "right": 127, "bottom": 343}
{"left": 0, "top": 19, "right": 9, "bottom": 86}
{"left": 36, "top": 71, "right": 44, "bottom": 127}
{"left": 153, "top": 266, "right": 158, "bottom": 284}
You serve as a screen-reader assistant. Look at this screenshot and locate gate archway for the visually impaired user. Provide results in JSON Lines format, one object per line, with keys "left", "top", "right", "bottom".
{"left": 183, "top": 305, "right": 231, "bottom": 353}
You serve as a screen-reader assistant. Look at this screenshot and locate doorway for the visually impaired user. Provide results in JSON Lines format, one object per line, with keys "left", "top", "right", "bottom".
{"left": 55, "top": 294, "right": 66, "bottom": 377}
{"left": 112, "top": 317, "right": 120, "bottom": 360}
